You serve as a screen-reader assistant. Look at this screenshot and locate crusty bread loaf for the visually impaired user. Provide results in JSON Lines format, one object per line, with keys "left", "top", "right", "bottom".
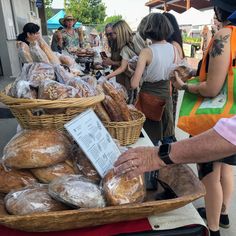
{"left": 103, "top": 81, "right": 131, "bottom": 121}
{"left": 0, "top": 165, "right": 37, "bottom": 193}
{"left": 102, "top": 95, "right": 123, "bottom": 121}
{"left": 103, "top": 169, "right": 146, "bottom": 206}
{"left": 5, "top": 185, "right": 69, "bottom": 215}
{"left": 49, "top": 175, "right": 105, "bottom": 208}
{"left": 73, "top": 148, "right": 101, "bottom": 184}
{"left": 95, "top": 103, "right": 111, "bottom": 122}
{"left": 3, "top": 130, "right": 72, "bottom": 169}
{"left": 31, "top": 161, "right": 75, "bottom": 184}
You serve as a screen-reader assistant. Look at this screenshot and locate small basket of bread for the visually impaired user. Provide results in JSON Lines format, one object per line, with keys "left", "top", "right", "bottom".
{"left": 95, "top": 80, "right": 145, "bottom": 145}
{"left": 0, "top": 63, "right": 104, "bottom": 130}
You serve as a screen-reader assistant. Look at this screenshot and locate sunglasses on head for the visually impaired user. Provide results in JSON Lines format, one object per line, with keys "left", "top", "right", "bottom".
{"left": 106, "top": 32, "right": 113, "bottom": 37}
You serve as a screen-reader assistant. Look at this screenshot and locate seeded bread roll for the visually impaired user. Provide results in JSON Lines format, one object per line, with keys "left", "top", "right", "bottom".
{"left": 3, "top": 130, "right": 72, "bottom": 169}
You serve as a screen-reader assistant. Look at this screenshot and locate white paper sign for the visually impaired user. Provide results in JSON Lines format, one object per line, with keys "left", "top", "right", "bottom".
{"left": 64, "top": 109, "right": 121, "bottom": 177}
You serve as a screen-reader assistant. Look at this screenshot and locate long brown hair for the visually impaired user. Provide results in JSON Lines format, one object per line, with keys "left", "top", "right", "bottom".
{"left": 113, "top": 20, "right": 133, "bottom": 51}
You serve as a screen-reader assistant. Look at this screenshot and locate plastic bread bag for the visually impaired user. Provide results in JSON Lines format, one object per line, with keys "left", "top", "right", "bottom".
{"left": 169, "top": 59, "right": 195, "bottom": 83}
{"left": 27, "top": 62, "right": 55, "bottom": 88}
{"left": 16, "top": 41, "right": 33, "bottom": 63}
{"left": 102, "top": 169, "right": 146, "bottom": 206}
{"left": 66, "top": 77, "right": 97, "bottom": 97}
{"left": 38, "top": 79, "right": 78, "bottom": 100}
{"left": 80, "top": 75, "right": 97, "bottom": 89}
{"left": 31, "top": 161, "right": 75, "bottom": 184}
{"left": 128, "top": 55, "right": 139, "bottom": 71}
{"left": 38, "top": 37, "right": 61, "bottom": 65}
{"left": 7, "top": 80, "right": 37, "bottom": 99}
{"left": 58, "top": 54, "right": 75, "bottom": 67}
{"left": 54, "top": 64, "right": 73, "bottom": 84}
{"left": 4, "top": 184, "right": 69, "bottom": 215}
{"left": 0, "top": 163, "right": 38, "bottom": 194}
{"left": 29, "top": 41, "right": 50, "bottom": 63}
{"left": 72, "top": 146, "right": 101, "bottom": 184}
{"left": 2, "top": 129, "right": 72, "bottom": 169}
{"left": 109, "top": 80, "right": 128, "bottom": 101}
{"left": 48, "top": 175, "right": 106, "bottom": 208}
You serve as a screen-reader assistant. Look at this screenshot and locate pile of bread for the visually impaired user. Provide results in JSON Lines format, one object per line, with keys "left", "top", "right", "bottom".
{"left": 0, "top": 130, "right": 145, "bottom": 216}
{"left": 76, "top": 48, "right": 95, "bottom": 57}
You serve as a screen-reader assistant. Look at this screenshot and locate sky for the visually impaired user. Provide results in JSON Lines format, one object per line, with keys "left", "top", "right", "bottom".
{"left": 51, "top": 0, "right": 150, "bottom": 28}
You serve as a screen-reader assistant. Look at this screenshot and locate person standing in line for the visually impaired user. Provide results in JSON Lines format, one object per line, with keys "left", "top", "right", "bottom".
{"left": 171, "top": 1, "right": 236, "bottom": 235}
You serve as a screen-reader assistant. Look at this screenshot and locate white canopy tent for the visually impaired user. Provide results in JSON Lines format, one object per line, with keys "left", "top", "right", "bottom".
{"left": 171, "top": 7, "right": 214, "bottom": 26}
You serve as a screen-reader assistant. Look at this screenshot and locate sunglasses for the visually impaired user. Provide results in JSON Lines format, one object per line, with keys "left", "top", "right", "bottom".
{"left": 106, "top": 32, "right": 113, "bottom": 37}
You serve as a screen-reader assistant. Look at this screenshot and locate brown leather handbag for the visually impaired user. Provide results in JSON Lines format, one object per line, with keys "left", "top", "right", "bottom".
{"left": 135, "top": 92, "right": 166, "bottom": 121}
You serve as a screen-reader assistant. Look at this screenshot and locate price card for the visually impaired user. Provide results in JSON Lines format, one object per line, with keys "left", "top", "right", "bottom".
{"left": 64, "top": 109, "right": 121, "bottom": 177}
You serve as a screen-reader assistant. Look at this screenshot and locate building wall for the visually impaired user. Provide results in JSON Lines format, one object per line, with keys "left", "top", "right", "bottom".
{"left": 0, "top": 0, "right": 39, "bottom": 77}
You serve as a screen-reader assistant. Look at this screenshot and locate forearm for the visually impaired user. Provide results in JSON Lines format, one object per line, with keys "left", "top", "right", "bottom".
{"left": 111, "top": 61, "right": 121, "bottom": 67}
{"left": 169, "top": 129, "right": 236, "bottom": 164}
{"left": 107, "top": 67, "right": 125, "bottom": 79}
{"left": 188, "top": 81, "right": 214, "bottom": 97}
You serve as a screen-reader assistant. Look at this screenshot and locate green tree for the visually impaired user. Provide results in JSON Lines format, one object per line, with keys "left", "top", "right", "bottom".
{"left": 64, "top": 0, "right": 106, "bottom": 26}
{"left": 104, "top": 15, "right": 123, "bottom": 25}
{"left": 44, "top": 0, "right": 53, "bottom": 20}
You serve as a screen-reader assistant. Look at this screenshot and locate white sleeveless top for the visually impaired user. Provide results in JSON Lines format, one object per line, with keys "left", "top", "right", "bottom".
{"left": 143, "top": 42, "right": 175, "bottom": 83}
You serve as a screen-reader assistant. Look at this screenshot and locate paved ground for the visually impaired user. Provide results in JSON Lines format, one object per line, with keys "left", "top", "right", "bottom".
{"left": 0, "top": 63, "right": 236, "bottom": 235}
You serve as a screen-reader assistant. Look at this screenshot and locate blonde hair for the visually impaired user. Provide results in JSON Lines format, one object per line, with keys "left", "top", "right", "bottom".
{"left": 113, "top": 20, "right": 133, "bottom": 51}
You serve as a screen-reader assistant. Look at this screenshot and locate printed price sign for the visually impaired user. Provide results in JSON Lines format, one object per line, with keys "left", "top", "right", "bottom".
{"left": 64, "top": 109, "right": 121, "bottom": 177}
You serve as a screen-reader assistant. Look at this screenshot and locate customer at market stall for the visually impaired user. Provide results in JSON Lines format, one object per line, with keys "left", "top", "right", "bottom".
{"left": 58, "top": 15, "right": 83, "bottom": 52}
{"left": 89, "top": 28, "right": 100, "bottom": 47}
{"left": 162, "top": 12, "right": 185, "bottom": 143}
{"left": 130, "top": 13, "right": 175, "bottom": 146}
{"left": 17, "top": 22, "right": 40, "bottom": 45}
{"left": 51, "top": 26, "right": 63, "bottom": 53}
{"left": 102, "top": 23, "right": 122, "bottom": 71}
{"left": 170, "top": 1, "right": 236, "bottom": 235}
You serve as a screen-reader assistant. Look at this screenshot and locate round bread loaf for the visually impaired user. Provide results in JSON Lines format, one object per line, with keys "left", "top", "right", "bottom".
{"left": 31, "top": 161, "right": 75, "bottom": 183}
{"left": 103, "top": 169, "right": 146, "bottom": 206}
{"left": 3, "top": 130, "right": 72, "bottom": 169}
{"left": 0, "top": 164, "right": 37, "bottom": 193}
{"left": 5, "top": 185, "right": 69, "bottom": 215}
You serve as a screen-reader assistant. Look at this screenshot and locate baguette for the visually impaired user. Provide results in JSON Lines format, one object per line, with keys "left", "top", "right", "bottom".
{"left": 95, "top": 103, "right": 111, "bottom": 122}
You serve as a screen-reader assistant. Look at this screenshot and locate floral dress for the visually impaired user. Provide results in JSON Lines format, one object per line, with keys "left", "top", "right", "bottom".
{"left": 61, "top": 29, "right": 80, "bottom": 51}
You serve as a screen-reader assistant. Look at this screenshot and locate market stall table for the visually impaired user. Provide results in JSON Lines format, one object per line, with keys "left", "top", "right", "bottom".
{"left": 0, "top": 130, "right": 208, "bottom": 235}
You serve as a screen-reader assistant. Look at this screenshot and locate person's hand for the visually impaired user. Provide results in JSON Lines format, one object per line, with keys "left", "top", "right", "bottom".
{"left": 102, "top": 57, "right": 113, "bottom": 66}
{"left": 57, "top": 31, "right": 63, "bottom": 41}
{"left": 113, "top": 147, "right": 166, "bottom": 179}
{"left": 171, "top": 71, "right": 185, "bottom": 90}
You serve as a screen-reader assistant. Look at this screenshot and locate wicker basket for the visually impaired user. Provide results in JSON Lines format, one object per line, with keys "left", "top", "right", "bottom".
{"left": 103, "top": 110, "right": 146, "bottom": 146}
{"left": 0, "top": 91, "right": 105, "bottom": 130}
{"left": 0, "top": 165, "right": 205, "bottom": 232}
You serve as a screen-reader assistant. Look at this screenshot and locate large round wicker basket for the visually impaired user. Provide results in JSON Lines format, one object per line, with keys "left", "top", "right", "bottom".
{"left": 103, "top": 110, "right": 146, "bottom": 146}
{"left": 0, "top": 91, "right": 105, "bottom": 130}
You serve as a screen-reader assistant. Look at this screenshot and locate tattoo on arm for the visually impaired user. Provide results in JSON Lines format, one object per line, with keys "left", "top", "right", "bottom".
{"left": 210, "top": 34, "right": 230, "bottom": 58}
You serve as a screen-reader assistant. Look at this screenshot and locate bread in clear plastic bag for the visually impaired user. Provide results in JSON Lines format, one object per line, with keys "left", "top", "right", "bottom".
{"left": 16, "top": 41, "right": 33, "bottom": 63}
{"left": 38, "top": 79, "right": 78, "bottom": 100}
{"left": 59, "top": 54, "right": 75, "bottom": 67}
{"left": 7, "top": 80, "right": 37, "bottom": 99}
{"left": 72, "top": 147, "right": 101, "bottom": 184}
{"left": 0, "top": 164, "right": 38, "bottom": 193}
{"left": 66, "top": 77, "right": 97, "bottom": 97}
{"left": 48, "top": 175, "right": 106, "bottom": 208}
{"left": 4, "top": 184, "right": 69, "bottom": 215}
{"left": 2, "top": 130, "right": 72, "bottom": 169}
{"left": 54, "top": 64, "right": 74, "bottom": 84}
{"left": 27, "top": 62, "right": 55, "bottom": 88}
{"left": 29, "top": 41, "right": 50, "bottom": 63}
{"left": 102, "top": 169, "right": 146, "bottom": 206}
{"left": 31, "top": 161, "right": 75, "bottom": 184}
{"left": 38, "top": 37, "right": 61, "bottom": 65}
{"left": 81, "top": 75, "right": 97, "bottom": 88}
{"left": 169, "top": 60, "right": 195, "bottom": 83}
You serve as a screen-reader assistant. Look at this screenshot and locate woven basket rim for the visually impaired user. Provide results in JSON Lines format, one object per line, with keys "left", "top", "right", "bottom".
{"left": 0, "top": 90, "right": 105, "bottom": 109}
{"left": 103, "top": 109, "right": 145, "bottom": 126}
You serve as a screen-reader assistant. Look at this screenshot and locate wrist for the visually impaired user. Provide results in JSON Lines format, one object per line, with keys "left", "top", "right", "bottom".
{"left": 180, "top": 83, "right": 189, "bottom": 92}
{"left": 158, "top": 144, "right": 174, "bottom": 165}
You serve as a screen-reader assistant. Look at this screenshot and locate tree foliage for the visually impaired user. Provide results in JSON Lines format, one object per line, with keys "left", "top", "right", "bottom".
{"left": 44, "top": 0, "right": 53, "bottom": 20}
{"left": 64, "top": 0, "right": 106, "bottom": 26}
{"left": 104, "top": 15, "right": 123, "bottom": 25}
